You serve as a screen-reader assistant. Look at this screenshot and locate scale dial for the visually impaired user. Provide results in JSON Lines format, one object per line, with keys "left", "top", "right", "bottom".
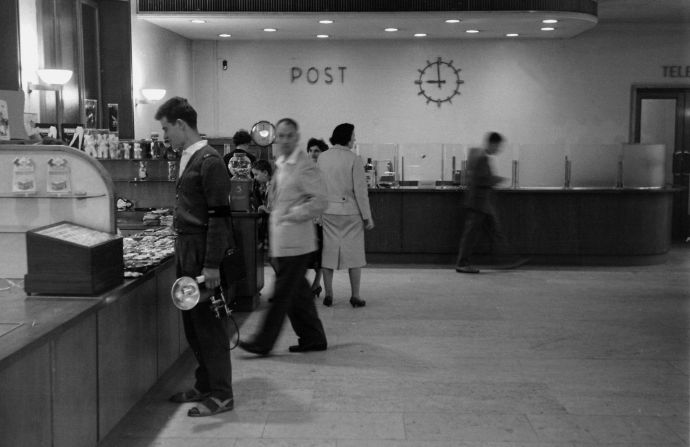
{"left": 250, "top": 120, "right": 276, "bottom": 147}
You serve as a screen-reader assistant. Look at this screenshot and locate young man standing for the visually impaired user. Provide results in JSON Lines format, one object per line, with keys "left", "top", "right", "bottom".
{"left": 240, "top": 118, "right": 328, "bottom": 355}
{"left": 156, "top": 97, "right": 235, "bottom": 416}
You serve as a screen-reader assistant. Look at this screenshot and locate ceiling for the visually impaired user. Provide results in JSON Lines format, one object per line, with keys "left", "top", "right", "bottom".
{"left": 138, "top": 0, "right": 690, "bottom": 41}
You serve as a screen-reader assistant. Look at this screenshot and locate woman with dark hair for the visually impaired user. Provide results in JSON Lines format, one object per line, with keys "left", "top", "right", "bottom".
{"left": 306, "top": 138, "right": 329, "bottom": 299}
{"left": 317, "top": 123, "right": 374, "bottom": 308}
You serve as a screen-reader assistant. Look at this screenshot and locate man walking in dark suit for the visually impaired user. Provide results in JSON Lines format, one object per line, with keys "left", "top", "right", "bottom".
{"left": 455, "top": 132, "right": 528, "bottom": 274}
{"left": 239, "top": 118, "right": 328, "bottom": 355}
{"left": 156, "top": 97, "right": 235, "bottom": 416}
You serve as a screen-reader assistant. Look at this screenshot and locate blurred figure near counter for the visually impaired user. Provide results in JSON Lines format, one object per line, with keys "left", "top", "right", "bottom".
{"left": 317, "top": 123, "right": 374, "bottom": 308}
{"left": 455, "top": 132, "right": 529, "bottom": 274}
{"left": 155, "top": 97, "right": 235, "bottom": 416}
{"left": 251, "top": 159, "right": 277, "bottom": 275}
{"left": 239, "top": 118, "right": 328, "bottom": 355}
{"left": 307, "top": 138, "right": 329, "bottom": 299}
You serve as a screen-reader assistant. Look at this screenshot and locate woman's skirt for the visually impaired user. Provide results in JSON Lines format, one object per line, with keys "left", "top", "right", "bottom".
{"left": 321, "top": 214, "right": 366, "bottom": 269}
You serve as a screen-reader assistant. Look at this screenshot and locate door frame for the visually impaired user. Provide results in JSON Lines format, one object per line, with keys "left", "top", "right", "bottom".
{"left": 630, "top": 84, "right": 690, "bottom": 240}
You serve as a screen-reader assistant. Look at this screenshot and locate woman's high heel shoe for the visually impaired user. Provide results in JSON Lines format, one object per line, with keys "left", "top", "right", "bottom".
{"left": 323, "top": 295, "right": 333, "bottom": 307}
{"left": 349, "top": 297, "right": 366, "bottom": 308}
{"left": 311, "top": 286, "right": 322, "bottom": 299}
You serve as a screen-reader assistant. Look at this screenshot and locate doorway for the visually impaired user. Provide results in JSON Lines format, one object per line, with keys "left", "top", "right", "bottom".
{"left": 632, "top": 87, "right": 690, "bottom": 240}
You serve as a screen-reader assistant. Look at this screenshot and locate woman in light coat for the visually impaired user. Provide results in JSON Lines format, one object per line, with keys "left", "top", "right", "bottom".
{"left": 317, "top": 123, "right": 374, "bottom": 308}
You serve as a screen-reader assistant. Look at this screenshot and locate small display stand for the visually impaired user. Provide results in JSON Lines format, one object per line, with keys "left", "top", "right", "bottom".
{"left": 25, "top": 221, "right": 123, "bottom": 295}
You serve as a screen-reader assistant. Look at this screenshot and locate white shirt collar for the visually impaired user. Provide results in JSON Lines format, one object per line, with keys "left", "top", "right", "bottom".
{"left": 183, "top": 139, "right": 207, "bottom": 155}
{"left": 275, "top": 147, "right": 302, "bottom": 167}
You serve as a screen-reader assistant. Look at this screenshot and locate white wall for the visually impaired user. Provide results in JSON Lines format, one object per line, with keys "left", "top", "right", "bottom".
{"left": 191, "top": 23, "right": 689, "bottom": 150}
{"left": 131, "top": 5, "right": 194, "bottom": 138}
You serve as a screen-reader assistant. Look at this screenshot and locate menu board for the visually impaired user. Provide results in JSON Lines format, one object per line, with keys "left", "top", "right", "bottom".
{"left": 34, "top": 222, "right": 119, "bottom": 247}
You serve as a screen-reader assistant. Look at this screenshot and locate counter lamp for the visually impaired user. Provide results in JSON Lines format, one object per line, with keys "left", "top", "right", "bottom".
{"left": 136, "top": 88, "right": 166, "bottom": 106}
{"left": 27, "top": 69, "right": 74, "bottom": 139}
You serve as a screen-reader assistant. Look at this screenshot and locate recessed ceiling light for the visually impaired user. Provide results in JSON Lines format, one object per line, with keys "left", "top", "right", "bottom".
{"left": 218, "top": 33, "right": 231, "bottom": 38}
{"left": 264, "top": 28, "right": 277, "bottom": 32}
{"left": 191, "top": 19, "right": 206, "bottom": 24}
{"left": 542, "top": 19, "right": 558, "bottom": 24}
{"left": 445, "top": 19, "right": 461, "bottom": 23}
{"left": 541, "top": 27, "right": 555, "bottom": 31}
{"left": 384, "top": 28, "right": 398, "bottom": 32}
{"left": 506, "top": 33, "right": 519, "bottom": 37}
{"left": 466, "top": 29, "right": 480, "bottom": 33}
{"left": 317, "top": 34, "right": 329, "bottom": 38}
{"left": 319, "top": 20, "right": 334, "bottom": 24}
{"left": 414, "top": 33, "right": 427, "bottom": 37}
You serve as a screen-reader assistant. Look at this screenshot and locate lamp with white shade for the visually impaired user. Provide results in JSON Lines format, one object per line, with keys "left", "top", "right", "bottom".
{"left": 136, "top": 88, "right": 166, "bottom": 106}
{"left": 27, "top": 69, "right": 74, "bottom": 140}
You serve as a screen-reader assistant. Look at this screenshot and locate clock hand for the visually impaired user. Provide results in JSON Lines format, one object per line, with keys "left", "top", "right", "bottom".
{"left": 436, "top": 62, "right": 442, "bottom": 89}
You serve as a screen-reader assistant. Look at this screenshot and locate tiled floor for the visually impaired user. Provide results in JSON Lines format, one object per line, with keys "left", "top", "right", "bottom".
{"left": 100, "top": 248, "right": 689, "bottom": 447}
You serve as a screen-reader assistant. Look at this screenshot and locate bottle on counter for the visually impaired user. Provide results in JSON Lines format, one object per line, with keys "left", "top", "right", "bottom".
{"left": 364, "top": 157, "right": 376, "bottom": 188}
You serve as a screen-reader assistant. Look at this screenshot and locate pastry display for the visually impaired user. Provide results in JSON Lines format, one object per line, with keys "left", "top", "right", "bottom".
{"left": 122, "top": 227, "right": 176, "bottom": 275}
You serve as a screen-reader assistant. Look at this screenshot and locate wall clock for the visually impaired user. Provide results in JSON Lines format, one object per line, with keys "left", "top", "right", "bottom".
{"left": 414, "top": 57, "right": 464, "bottom": 107}
{"left": 250, "top": 120, "right": 276, "bottom": 147}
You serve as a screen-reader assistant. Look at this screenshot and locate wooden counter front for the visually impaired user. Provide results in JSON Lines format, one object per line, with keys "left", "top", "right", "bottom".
{"left": 365, "top": 187, "right": 676, "bottom": 265}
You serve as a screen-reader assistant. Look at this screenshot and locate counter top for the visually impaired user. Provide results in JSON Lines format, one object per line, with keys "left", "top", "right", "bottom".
{"left": 370, "top": 186, "right": 680, "bottom": 193}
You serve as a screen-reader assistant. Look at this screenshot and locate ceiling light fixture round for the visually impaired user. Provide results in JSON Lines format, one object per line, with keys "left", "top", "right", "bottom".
{"left": 319, "top": 20, "right": 334, "bottom": 24}
{"left": 414, "top": 33, "right": 428, "bottom": 37}
{"left": 445, "top": 19, "right": 461, "bottom": 23}
{"left": 264, "top": 28, "right": 277, "bottom": 32}
{"left": 506, "top": 33, "right": 519, "bottom": 37}
{"left": 385, "top": 28, "right": 398, "bottom": 32}
{"left": 542, "top": 19, "right": 559, "bottom": 24}
{"left": 317, "top": 34, "right": 329, "bottom": 38}
{"left": 191, "top": 19, "right": 206, "bottom": 24}
{"left": 218, "top": 33, "right": 231, "bottom": 38}
{"left": 466, "top": 29, "right": 480, "bottom": 33}
{"left": 540, "top": 27, "right": 555, "bottom": 31}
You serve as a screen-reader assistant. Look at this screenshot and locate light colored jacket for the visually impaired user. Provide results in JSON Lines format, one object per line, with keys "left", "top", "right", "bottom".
{"left": 269, "top": 150, "right": 327, "bottom": 257}
{"left": 317, "top": 145, "right": 372, "bottom": 220}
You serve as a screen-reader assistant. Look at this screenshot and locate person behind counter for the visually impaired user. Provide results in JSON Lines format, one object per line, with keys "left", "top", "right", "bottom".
{"left": 306, "top": 138, "right": 329, "bottom": 299}
{"left": 455, "top": 132, "right": 529, "bottom": 274}
{"left": 239, "top": 118, "right": 328, "bottom": 355}
{"left": 155, "top": 97, "right": 235, "bottom": 416}
{"left": 317, "top": 123, "right": 374, "bottom": 308}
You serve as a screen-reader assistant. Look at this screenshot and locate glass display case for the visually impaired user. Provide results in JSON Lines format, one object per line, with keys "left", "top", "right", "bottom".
{"left": 0, "top": 144, "right": 116, "bottom": 278}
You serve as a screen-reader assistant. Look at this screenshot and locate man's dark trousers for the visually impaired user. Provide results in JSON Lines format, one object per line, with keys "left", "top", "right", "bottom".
{"left": 456, "top": 209, "right": 509, "bottom": 267}
{"left": 254, "top": 252, "right": 326, "bottom": 350}
{"left": 176, "top": 234, "right": 233, "bottom": 401}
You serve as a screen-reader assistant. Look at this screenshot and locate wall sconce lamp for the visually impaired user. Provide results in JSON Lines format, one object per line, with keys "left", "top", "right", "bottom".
{"left": 27, "top": 69, "right": 74, "bottom": 139}
{"left": 136, "top": 88, "right": 166, "bottom": 106}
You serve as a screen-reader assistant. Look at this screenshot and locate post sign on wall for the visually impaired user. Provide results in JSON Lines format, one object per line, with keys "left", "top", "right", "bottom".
{"left": 291, "top": 66, "right": 347, "bottom": 84}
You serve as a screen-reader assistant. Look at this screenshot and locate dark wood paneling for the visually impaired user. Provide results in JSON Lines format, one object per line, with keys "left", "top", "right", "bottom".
{"left": 156, "top": 260, "right": 180, "bottom": 376}
{"left": 0, "top": 0, "right": 20, "bottom": 90}
{"left": 0, "top": 344, "right": 52, "bottom": 446}
{"left": 99, "top": 1, "right": 133, "bottom": 138}
{"left": 231, "top": 214, "right": 264, "bottom": 311}
{"left": 98, "top": 276, "right": 158, "bottom": 440}
{"left": 365, "top": 191, "right": 403, "bottom": 252}
{"left": 402, "top": 191, "right": 462, "bottom": 252}
{"left": 53, "top": 316, "right": 98, "bottom": 447}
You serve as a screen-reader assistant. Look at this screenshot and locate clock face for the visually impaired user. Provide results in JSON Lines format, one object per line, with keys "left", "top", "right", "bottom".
{"left": 250, "top": 120, "right": 276, "bottom": 147}
{"left": 414, "top": 57, "right": 464, "bottom": 107}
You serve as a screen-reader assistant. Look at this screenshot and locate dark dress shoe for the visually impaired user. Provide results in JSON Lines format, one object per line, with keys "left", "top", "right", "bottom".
{"left": 323, "top": 295, "right": 333, "bottom": 307}
{"left": 455, "top": 265, "right": 480, "bottom": 274}
{"left": 288, "top": 342, "right": 327, "bottom": 353}
{"left": 238, "top": 340, "right": 271, "bottom": 356}
{"left": 497, "top": 257, "right": 530, "bottom": 270}
{"left": 349, "top": 297, "right": 366, "bottom": 308}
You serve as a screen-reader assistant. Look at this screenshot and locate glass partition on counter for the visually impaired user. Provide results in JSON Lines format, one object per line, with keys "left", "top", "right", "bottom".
{"left": 516, "top": 144, "right": 564, "bottom": 188}
{"left": 442, "top": 144, "right": 465, "bottom": 182}
{"left": 568, "top": 144, "right": 620, "bottom": 188}
{"left": 399, "top": 143, "right": 443, "bottom": 183}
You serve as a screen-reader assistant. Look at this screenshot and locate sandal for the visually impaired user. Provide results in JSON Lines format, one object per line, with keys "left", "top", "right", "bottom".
{"left": 169, "top": 388, "right": 210, "bottom": 403}
{"left": 188, "top": 396, "right": 234, "bottom": 417}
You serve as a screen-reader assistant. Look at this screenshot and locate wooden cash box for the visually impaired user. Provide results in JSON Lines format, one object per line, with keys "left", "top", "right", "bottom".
{"left": 24, "top": 221, "right": 124, "bottom": 296}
